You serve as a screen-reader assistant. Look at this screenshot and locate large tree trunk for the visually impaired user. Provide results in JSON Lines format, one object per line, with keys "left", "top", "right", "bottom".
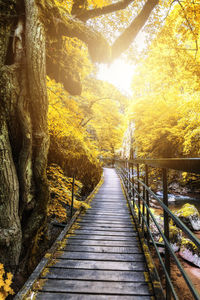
{"left": 0, "top": 0, "right": 22, "bottom": 272}
{"left": 21, "top": 0, "right": 49, "bottom": 265}
{"left": 0, "top": 0, "right": 49, "bottom": 273}
{"left": 0, "top": 115, "right": 22, "bottom": 272}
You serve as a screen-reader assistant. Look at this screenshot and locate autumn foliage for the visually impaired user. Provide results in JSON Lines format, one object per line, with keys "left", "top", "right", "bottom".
{"left": 0, "top": 264, "right": 14, "bottom": 300}
{"left": 129, "top": 1, "right": 200, "bottom": 160}
{"left": 47, "top": 164, "right": 90, "bottom": 222}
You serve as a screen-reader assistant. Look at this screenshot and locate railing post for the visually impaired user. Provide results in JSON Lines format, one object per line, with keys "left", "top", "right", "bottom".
{"left": 163, "top": 168, "right": 171, "bottom": 300}
{"left": 137, "top": 163, "right": 140, "bottom": 224}
{"left": 70, "top": 173, "right": 75, "bottom": 218}
{"left": 131, "top": 163, "right": 135, "bottom": 207}
{"left": 126, "top": 160, "right": 129, "bottom": 189}
{"left": 142, "top": 184, "right": 145, "bottom": 233}
{"left": 145, "top": 165, "right": 150, "bottom": 244}
{"left": 128, "top": 162, "right": 131, "bottom": 195}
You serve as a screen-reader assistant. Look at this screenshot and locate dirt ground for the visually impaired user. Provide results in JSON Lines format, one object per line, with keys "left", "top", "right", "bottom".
{"left": 152, "top": 248, "right": 200, "bottom": 299}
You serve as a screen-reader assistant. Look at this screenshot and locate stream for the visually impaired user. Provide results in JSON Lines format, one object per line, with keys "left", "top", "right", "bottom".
{"left": 156, "top": 191, "right": 200, "bottom": 213}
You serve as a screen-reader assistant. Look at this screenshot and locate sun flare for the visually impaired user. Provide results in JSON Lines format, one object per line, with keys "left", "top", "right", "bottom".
{"left": 97, "top": 59, "right": 135, "bottom": 95}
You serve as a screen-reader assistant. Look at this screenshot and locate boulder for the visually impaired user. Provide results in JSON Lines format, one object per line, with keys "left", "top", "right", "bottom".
{"left": 179, "top": 238, "right": 200, "bottom": 268}
{"left": 169, "top": 225, "right": 182, "bottom": 252}
{"left": 158, "top": 224, "right": 182, "bottom": 252}
{"left": 150, "top": 214, "right": 164, "bottom": 242}
{"left": 174, "top": 203, "right": 200, "bottom": 231}
{"left": 149, "top": 213, "right": 182, "bottom": 252}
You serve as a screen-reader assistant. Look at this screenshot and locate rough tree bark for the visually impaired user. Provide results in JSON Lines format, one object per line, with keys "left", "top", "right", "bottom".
{"left": 0, "top": 0, "right": 49, "bottom": 273}
{"left": 0, "top": 0, "right": 22, "bottom": 272}
{"left": 0, "top": 0, "right": 159, "bottom": 276}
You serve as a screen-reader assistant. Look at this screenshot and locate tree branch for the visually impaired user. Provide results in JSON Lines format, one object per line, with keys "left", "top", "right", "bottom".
{"left": 71, "top": 0, "right": 88, "bottom": 17}
{"left": 112, "top": 0, "right": 159, "bottom": 60}
{"left": 175, "top": 0, "right": 198, "bottom": 58}
{"left": 36, "top": 0, "right": 111, "bottom": 63}
{"left": 76, "top": 0, "right": 135, "bottom": 22}
{"left": 36, "top": 0, "right": 158, "bottom": 94}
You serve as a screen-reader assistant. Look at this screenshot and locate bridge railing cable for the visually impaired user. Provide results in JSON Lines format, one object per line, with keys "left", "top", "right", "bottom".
{"left": 102, "top": 157, "right": 200, "bottom": 300}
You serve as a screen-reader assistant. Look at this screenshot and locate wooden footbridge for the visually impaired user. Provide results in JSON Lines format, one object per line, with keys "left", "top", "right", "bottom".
{"left": 16, "top": 168, "right": 154, "bottom": 299}
{"left": 16, "top": 159, "right": 200, "bottom": 300}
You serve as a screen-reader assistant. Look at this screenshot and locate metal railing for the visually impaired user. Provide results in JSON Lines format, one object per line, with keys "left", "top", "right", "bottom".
{"left": 103, "top": 157, "right": 200, "bottom": 300}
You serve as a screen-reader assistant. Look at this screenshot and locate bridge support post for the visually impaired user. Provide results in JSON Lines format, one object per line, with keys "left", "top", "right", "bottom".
{"left": 70, "top": 174, "right": 75, "bottom": 219}
{"left": 137, "top": 164, "right": 141, "bottom": 224}
{"left": 131, "top": 163, "right": 135, "bottom": 207}
{"left": 128, "top": 162, "right": 131, "bottom": 194}
{"left": 145, "top": 165, "right": 150, "bottom": 244}
{"left": 142, "top": 184, "right": 145, "bottom": 233}
{"left": 162, "top": 168, "right": 171, "bottom": 300}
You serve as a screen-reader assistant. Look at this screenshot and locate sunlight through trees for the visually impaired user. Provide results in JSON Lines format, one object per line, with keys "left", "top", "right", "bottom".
{"left": 1, "top": 0, "right": 200, "bottom": 297}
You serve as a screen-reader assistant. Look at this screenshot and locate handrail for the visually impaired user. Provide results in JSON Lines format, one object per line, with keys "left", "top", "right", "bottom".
{"left": 114, "top": 157, "right": 200, "bottom": 174}
{"left": 128, "top": 175, "right": 200, "bottom": 248}
{"left": 102, "top": 157, "right": 200, "bottom": 300}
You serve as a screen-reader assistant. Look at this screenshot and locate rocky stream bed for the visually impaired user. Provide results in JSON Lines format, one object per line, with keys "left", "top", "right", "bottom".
{"left": 149, "top": 192, "right": 200, "bottom": 299}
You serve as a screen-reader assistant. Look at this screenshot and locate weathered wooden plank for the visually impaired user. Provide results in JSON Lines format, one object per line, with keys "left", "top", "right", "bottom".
{"left": 88, "top": 204, "right": 128, "bottom": 207}
{"left": 92, "top": 203, "right": 124, "bottom": 205}
{"left": 94, "top": 189, "right": 123, "bottom": 191}
{"left": 58, "top": 251, "right": 144, "bottom": 261}
{"left": 78, "top": 226, "right": 134, "bottom": 231}
{"left": 87, "top": 211, "right": 129, "bottom": 213}
{"left": 88, "top": 201, "right": 127, "bottom": 206}
{"left": 85, "top": 208, "right": 128, "bottom": 211}
{"left": 85, "top": 212, "right": 129, "bottom": 216}
{"left": 89, "top": 203, "right": 126, "bottom": 206}
{"left": 89, "top": 208, "right": 128, "bottom": 211}
{"left": 79, "top": 216, "right": 132, "bottom": 221}
{"left": 69, "top": 229, "right": 137, "bottom": 236}
{"left": 97, "top": 191, "right": 124, "bottom": 193}
{"left": 77, "top": 219, "right": 133, "bottom": 224}
{"left": 92, "top": 197, "right": 125, "bottom": 200}
{"left": 92, "top": 196, "right": 123, "bottom": 198}
{"left": 79, "top": 213, "right": 132, "bottom": 217}
{"left": 52, "top": 260, "right": 146, "bottom": 271}
{"left": 94, "top": 188, "right": 124, "bottom": 190}
{"left": 93, "top": 198, "right": 123, "bottom": 200}
{"left": 92, "top": 199, "right": 125, "bottom": 202}
{"left": 78, "top": 222, "right": 135, "bottom": 230}
{"left": 67, "top": 235, "right": 136, "bottom": 241}
{"left": 65, "top": 240, "right": 140, "bottom": 248}
{"left": 92, "top": 199, "right": 125, "bottom": 201}
{"left": 36, "top": 292, "right": 152, "bottom": 299}
{"left": 64, "top": 245, "right": 140, "bottom": 253}
{"left": 95, "top": 194, "right": 124, "bottom": 196}
{"left": 88, "top": 207, "right": 128, "bottom": 210}
{"left": 85, "top": 214, "right": 130, "bottom": 218}
{"left": 93, "top": 195, "right": 124, "bottom": 198}
{"left": 40, "top": 279, "right": 152, "bottom": 295}
{"left": 41, "top": 268, "right": 147, "bottom": 282}
{"left": 94, "top": 191, "right": 124, "bottom": 193}
{"left": 77, "top": 219, "right": 134, "bottom": 225}
{"left": 93, "top": 198, "right": 124, "bottom": 200}
{"left": 83, "top": 216, "right": 132, "bottom": 220}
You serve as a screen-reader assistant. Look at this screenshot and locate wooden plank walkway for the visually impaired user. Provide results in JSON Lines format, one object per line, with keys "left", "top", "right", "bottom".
{"left": 35, "top": 168, "right": 154, "bottom": 299}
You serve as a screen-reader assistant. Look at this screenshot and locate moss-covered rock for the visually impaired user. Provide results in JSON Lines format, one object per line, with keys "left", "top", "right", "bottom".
{"left": 158, "top": 224, "right": 182, "bottom": 252}
{"left": 174, "top": 203, "right": 200, "bottom": 231}
{"left": 150, "top": 214, "right": 182, "bottom": 252}
{"left": 179, "top": 238, "right": 200, "bottom": 268}
{"left": 150, "top": 214, "right": 164, "bottom": 242}
{"left": 169, "top": 225, "right": 182, "bottom": 252}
